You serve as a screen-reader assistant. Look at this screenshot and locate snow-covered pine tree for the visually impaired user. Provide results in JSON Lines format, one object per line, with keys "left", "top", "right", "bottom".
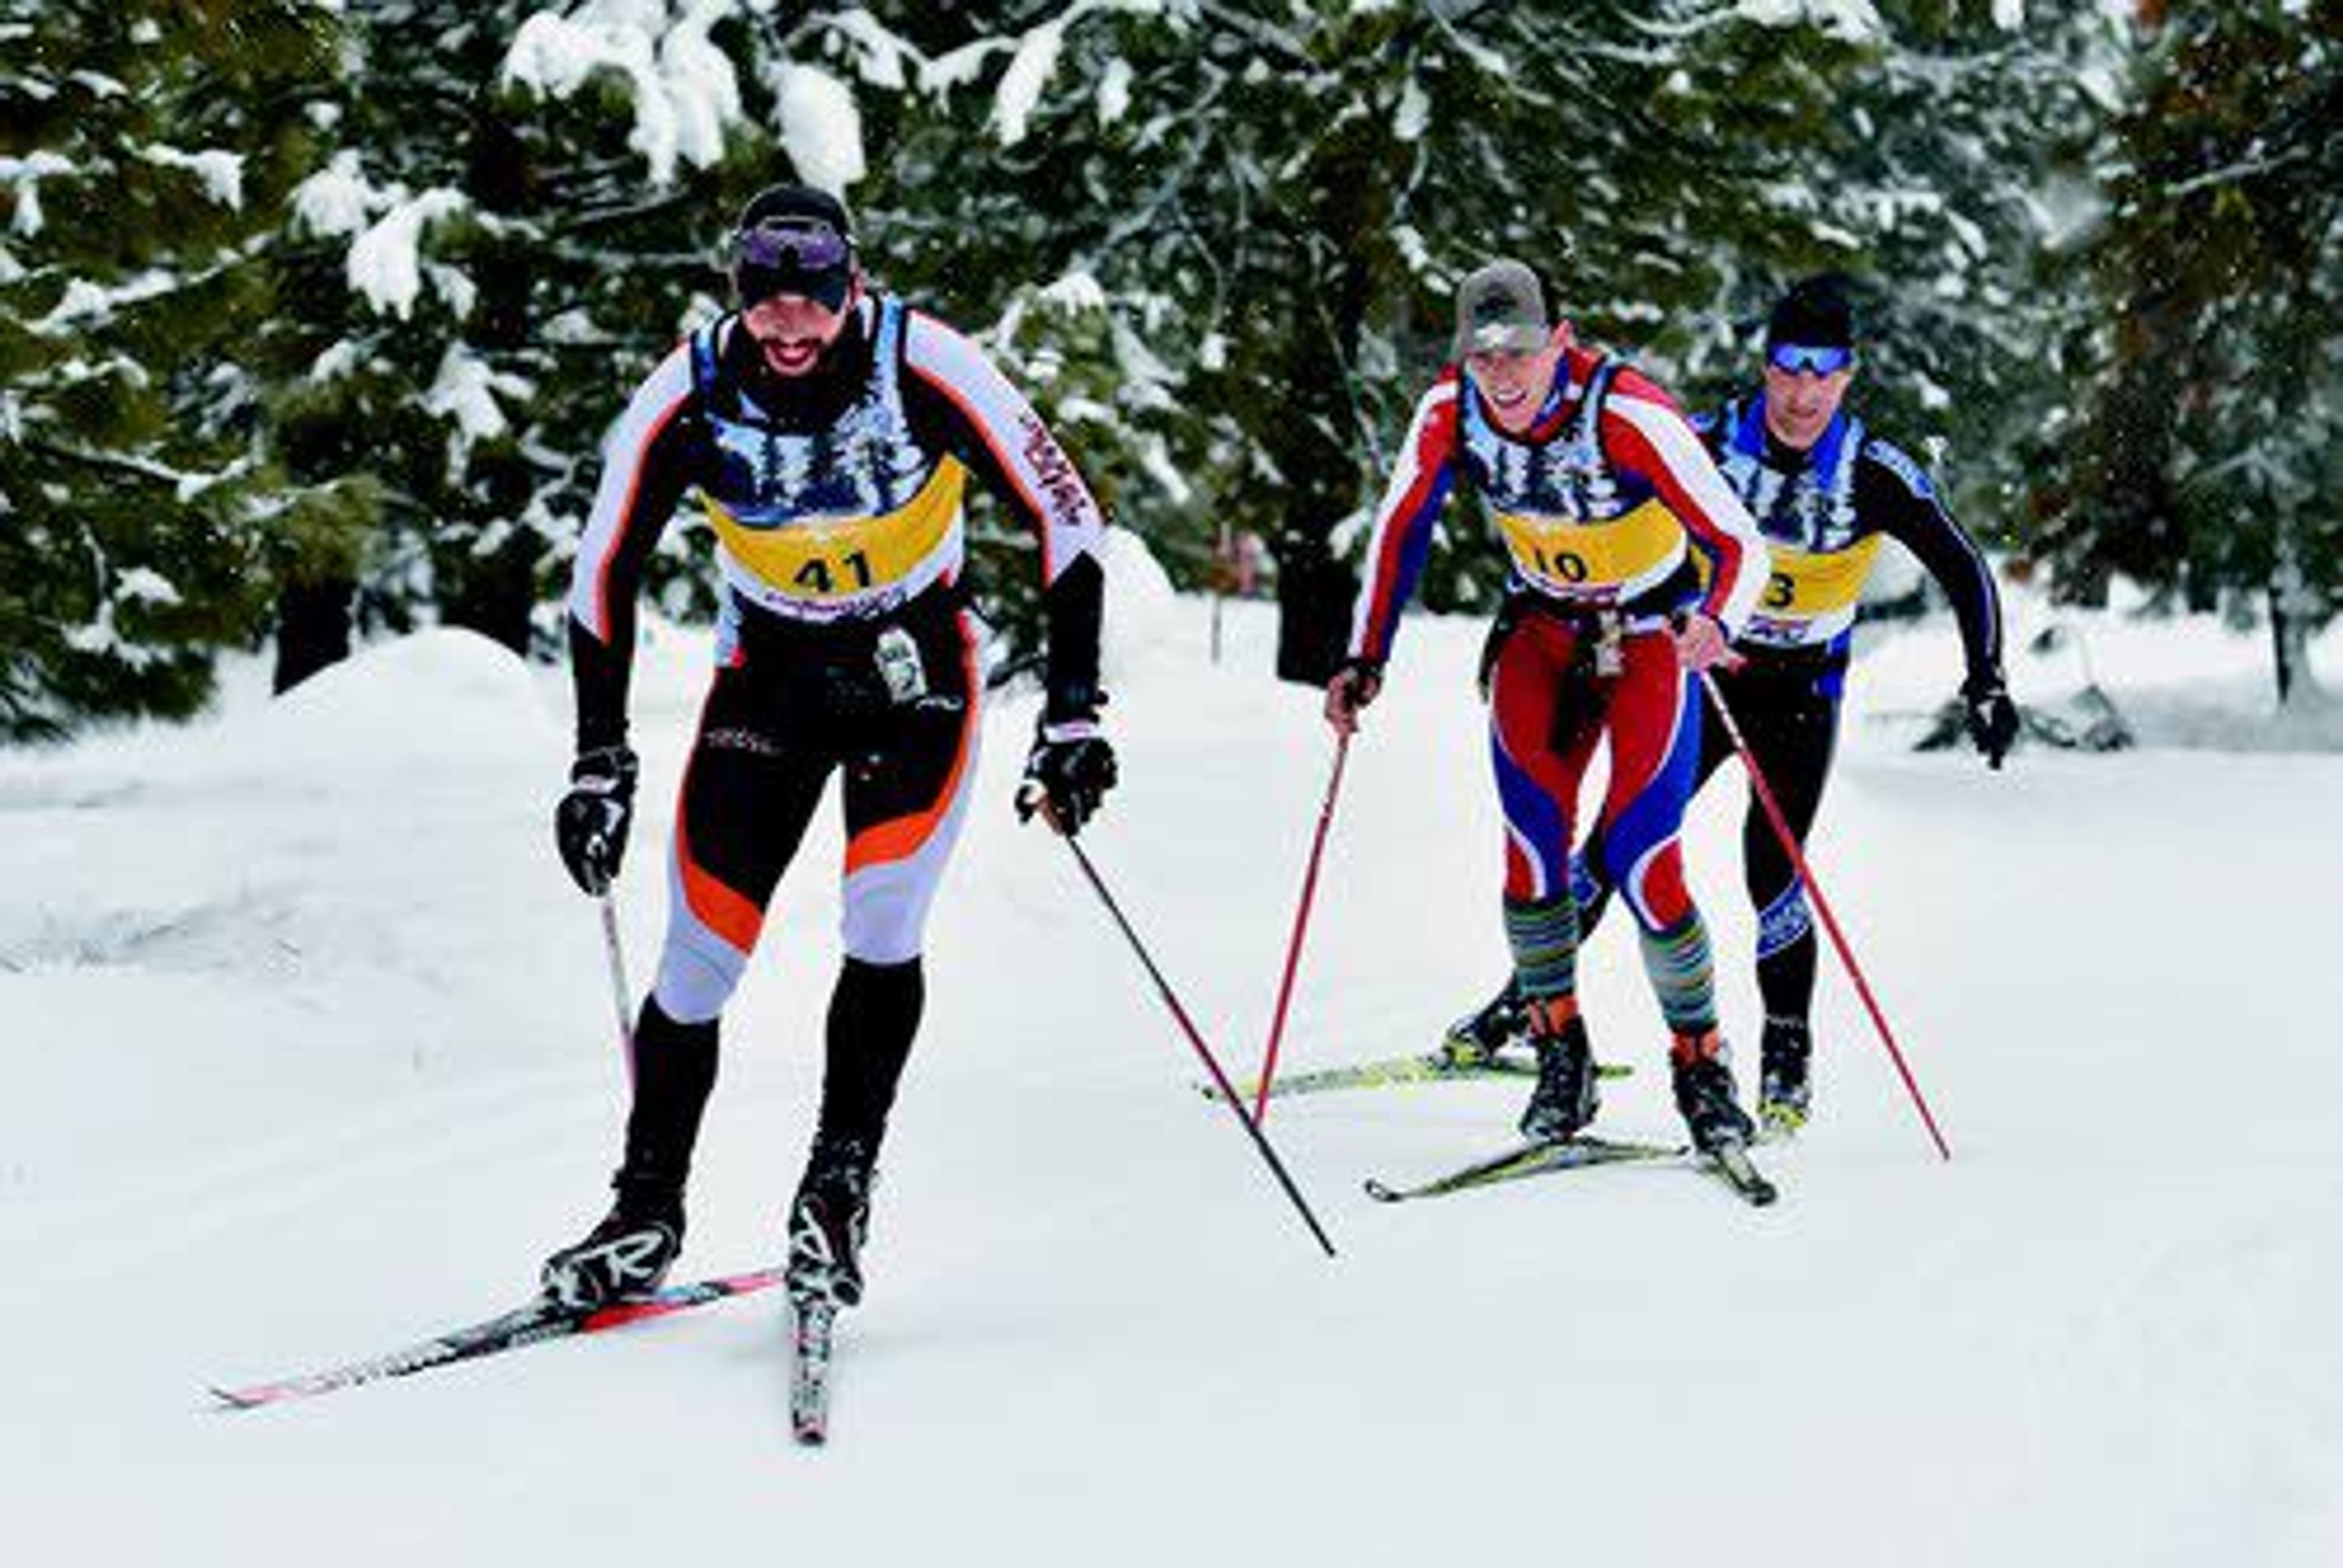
{"left": 783, "top": 2, "right": 1882, "bottom": 680}
{"left": 268, "top": 0, "right": 788, "bottom": 669}
{"left": 821, "top": 3, "right": 2096, "bottom": 680}
{"left": 0, "top": 0, "right": 359, "bottom": 737}
{"left": 1753, "top": 2, "right": 2128, "bottom": 527}
{"left": 2034, "top": 1, "right": 2339, "bottom": 705}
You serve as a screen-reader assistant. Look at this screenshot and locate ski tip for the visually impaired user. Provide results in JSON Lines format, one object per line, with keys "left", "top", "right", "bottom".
{"left": 208, "top": 1384, "right": 261, "bottom": 1412}
{"left": 1361, "top": 1178, "right": 1405, "bottom": 1204}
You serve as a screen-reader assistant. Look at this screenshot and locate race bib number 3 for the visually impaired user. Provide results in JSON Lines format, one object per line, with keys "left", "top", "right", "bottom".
{"left": 1757, "top": 538, "right": 1883, "bottom": 620}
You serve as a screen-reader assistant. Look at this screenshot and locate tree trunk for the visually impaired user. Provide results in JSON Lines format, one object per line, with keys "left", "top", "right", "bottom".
{"left": 1273, "top": 538, "right": 1355, "bottom": 686}
{"left": 272, "top": 578, "right": 355, "bottom": 694}
{"left": 437, "top": 531, "right": 538, "bottom": 658}
{"left": 2268, "top": 522, "right": 2323, "bottom": 707}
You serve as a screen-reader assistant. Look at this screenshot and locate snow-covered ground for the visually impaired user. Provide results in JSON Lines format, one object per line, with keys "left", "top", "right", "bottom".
{"left": 4, "top": 570, "right": 2340, "bottom": 1567}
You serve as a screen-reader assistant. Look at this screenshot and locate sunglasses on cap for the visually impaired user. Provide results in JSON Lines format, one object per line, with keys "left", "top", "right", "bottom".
{"left": 1768, "top": 342, "right": 1855, "bottom": 376}
{"left": 735, "top": 217, "right": 851, "bottom": 273}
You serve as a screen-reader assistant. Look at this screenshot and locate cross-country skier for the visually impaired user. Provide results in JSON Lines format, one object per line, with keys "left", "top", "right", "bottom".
{"left": 1326, "top": 258, "right": 1772, "bottom": 1157}
{"left": 541, "top": 185, "right": 1115, "bottom": 1315}
{"left": 1444, "top": 275, "right": 2015, "bottom": 1136}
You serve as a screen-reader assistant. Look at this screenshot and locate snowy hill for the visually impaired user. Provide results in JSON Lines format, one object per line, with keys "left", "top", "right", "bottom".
{"left": 3, "top": 583, "right": 2340, "bottom": 1567}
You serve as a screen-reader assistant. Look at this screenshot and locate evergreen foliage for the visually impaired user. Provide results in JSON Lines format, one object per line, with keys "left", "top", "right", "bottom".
{"left": 0, "top": 0, "right": 356, "bottom": 738}
{"left": 2038, "top": 0, "right": 2341, "bottom": 702}
{"left": 1, "top": 0, "right": 2332, "bottom": 736}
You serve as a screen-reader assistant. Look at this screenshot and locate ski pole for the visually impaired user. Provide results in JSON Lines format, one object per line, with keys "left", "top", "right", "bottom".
{"left": 1030, "top": 796, "right": 1338, "bottom": 1257}
{"left": 1251, "top": 733, "right": 1349, "bottom": 1125}
{"left": 1697, "top": 671, "right": 1952, "bottom": 1162}
{"left": 597, "top": 891, "right": 636, "bottom": 1078}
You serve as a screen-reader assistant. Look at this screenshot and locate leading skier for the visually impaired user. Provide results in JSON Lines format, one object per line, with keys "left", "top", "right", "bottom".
{"left": 540, "top": 185, "right": 1116, "bottom": 1315}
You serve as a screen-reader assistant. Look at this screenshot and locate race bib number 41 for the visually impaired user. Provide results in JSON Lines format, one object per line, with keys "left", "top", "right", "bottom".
{"left": 704, "top": 462, "right": 965, "bottom": 603}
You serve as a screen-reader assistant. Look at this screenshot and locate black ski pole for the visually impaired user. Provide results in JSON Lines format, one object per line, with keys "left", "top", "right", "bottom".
{"left": 598, "top": 891, "right": 636, "bottom": 1073}
{"left": 1036, "top": 807, "right": 1338, "bottom": 1259}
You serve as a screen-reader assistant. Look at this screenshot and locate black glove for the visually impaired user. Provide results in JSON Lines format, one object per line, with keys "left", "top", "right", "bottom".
{"left": 1016, "top": 719, "right": 1118, "bottom": 835}
{"left": 1962, "top": 671, "right": 2020, "bottom": 769}
{"left": 555, "top": 744, "right": 639, "bottom": 894}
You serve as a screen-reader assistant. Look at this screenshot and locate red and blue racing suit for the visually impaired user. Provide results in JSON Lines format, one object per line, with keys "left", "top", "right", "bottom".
{"left": 1348, "top": 348, "right": 1768, "bottom": 1040}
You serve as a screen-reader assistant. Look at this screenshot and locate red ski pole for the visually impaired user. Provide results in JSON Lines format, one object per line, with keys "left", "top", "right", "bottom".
{"left": 1251, "top": 733, "right": 1349, "bottom": 1125}
{"left": 1697, "top": 671, "right": 1954, "bottom": 1162}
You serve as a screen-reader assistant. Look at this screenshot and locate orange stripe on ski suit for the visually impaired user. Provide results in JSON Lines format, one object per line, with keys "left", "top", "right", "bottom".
{"left": 671, "top": 688, "right": 768, "bottom": 957}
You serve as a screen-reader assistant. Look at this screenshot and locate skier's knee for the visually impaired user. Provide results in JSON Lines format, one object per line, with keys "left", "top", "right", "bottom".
{"left": 653, "top": 930, "right": 746, "bottom": 1024}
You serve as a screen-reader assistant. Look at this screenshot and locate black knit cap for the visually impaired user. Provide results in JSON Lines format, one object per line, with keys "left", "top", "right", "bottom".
{"left": 731, "top": 184, "right": 857, "bottom": 311}
{"left": 1766, "top": 273, "right": 1857, "bottom": 351}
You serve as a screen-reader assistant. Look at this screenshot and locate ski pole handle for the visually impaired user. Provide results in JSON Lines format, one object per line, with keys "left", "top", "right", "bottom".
{"left": 1699, "top": 671, "right": 1952, "bottom": 1162}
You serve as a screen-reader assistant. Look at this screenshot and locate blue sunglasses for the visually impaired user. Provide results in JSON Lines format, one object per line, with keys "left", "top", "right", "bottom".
{"left": 1768, "top": 342, "right": 1855, "bottom": 375}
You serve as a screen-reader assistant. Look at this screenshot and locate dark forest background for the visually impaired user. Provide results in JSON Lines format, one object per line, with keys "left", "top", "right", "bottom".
{"left": 3, "top": 0, "right": 2335, "bottom": 740}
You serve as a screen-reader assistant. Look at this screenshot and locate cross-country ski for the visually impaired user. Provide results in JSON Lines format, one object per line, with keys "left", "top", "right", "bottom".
{"left": 210, "top": 1269, "right": 784, "bottom": 1411}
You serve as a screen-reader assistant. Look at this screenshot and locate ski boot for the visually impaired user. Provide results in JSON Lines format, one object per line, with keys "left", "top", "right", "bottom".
{"left": 1518, "top": 998, "right": 1599, "bottom": 1143}
{"left": 541, "top": 1180, "right": 684, "bottom": 1311}
{"left": 1669, "top": 1028, "right": 1755, "bottom": 1155}
{"left": 1758, "top": 1016, "right": 1813, "bottom": 1138}
{"left": 1441, "top": 977, "right": 1527, "bottom": 1067}
{"left": 786, "top": 1139, "right": 876, "bottom": 1311}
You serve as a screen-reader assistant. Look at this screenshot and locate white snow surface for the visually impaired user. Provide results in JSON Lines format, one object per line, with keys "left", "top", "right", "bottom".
{"left": 140, "top": 144, "right": 245, "bottom": 210}
{"left": 288, "top": 149, "right": 380, "bottom": 240}
{"left": 992, "top": 11, "right": 1071, "bottom": 147}
{"left": 425, "top": 342, "right": 535, "bottom": 475}
{"left": 770, "top": 61, "right": 866, "bottom": 195}
{"left": 4, "top": 586, "right": 2342, "bottom": 1566}
{"left": 346, "top": 187, "right": 469, "bottom": 319}
{"left": 504, "top": 2, "right": 743, "bottom": 184}
{"left": 1735, "top": 0, "right": 1884, "bottom": 41}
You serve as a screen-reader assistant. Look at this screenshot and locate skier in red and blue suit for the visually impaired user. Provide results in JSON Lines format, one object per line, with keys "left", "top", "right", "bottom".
{"left": 1444, "top": 275, "right": 2018, "bottom": 1139}
{"left": 1326, "top": 259, "right": 1773, "bottom": 1156}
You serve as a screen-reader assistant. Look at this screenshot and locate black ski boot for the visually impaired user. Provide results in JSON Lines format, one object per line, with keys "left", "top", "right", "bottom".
{"left": 541, "top": 999, "right": 716, "bottom": 1311}
{"left": 541, "top": 1179, "right": 684, "bottom": 1311}
{"left": 1670, "top": 1028, "right": 1755, "bottom": 1155}
{"left": 1442, "top": 977, "right": 1527, "bottom": 1066}
{"left": 786, "top": 1139, "right": 876, "bottom": 1311}
{"left": 1758, "top": 1016, "right": 1813, "bottom": 1137}
{"left": 1518, "top": 1000, "right": 1599, "bottom": 1142}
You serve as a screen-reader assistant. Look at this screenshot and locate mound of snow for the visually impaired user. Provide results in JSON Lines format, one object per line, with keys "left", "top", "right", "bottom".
{"left": 247, "top": 628, "right": 561, "bottom": 777}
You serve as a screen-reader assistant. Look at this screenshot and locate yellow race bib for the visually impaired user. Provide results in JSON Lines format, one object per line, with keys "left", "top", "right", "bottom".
{"left": 1497, "top": 498, "right": 1682, "bottom": 596}
{"left": 704, "top": 461, "right": 965, "bottom": 602}
{"left": 1752, "top": 537, "right": 1883, "bottom": 622}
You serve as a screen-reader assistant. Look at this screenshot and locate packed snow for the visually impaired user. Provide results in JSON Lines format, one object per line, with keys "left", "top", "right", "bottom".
{"left": 3, "top": 566, "right": 2340, "bottom": 1566}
